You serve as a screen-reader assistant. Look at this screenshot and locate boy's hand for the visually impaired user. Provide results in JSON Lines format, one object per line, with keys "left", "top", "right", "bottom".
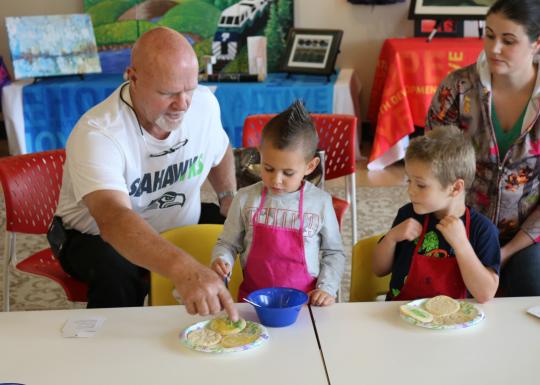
{"left": 308, "top": 289, "right": 336, "bottom": 306}
{"left": 388, "top": 218, "right": 422, "bottom": 243}
{"left": 436, "top": 215, "right": 467, "bottom": 248}
{"left": 211, "top": 258, "right": 231, "bottom": 279}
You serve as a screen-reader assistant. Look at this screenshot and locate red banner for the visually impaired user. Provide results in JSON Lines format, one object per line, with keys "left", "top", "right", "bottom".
{"left": 368, "top": 38, "right": 483, "bottom": 165}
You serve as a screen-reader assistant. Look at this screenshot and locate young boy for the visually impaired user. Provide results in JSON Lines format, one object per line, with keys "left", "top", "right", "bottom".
{"left": 372, "top": 126, "right": 500, "bottom": 303}
{"left": 211, "top": 101, "right": 345, "bottom": 306}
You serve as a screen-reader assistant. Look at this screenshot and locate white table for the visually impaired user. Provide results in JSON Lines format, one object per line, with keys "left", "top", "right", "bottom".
{"left": 0, "top": 304, "right": 328, "bottom": 385}
{"left": 312, "top": 298, "right": 540, "bottom": 385}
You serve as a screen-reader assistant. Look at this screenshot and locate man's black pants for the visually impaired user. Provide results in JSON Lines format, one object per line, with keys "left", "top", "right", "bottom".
{"left": 53, "top": 203, "right": 225, "bottom": 308}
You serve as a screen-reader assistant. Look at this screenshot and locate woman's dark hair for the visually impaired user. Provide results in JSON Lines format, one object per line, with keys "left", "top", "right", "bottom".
{"left": 488, "top": 0, "right": 540, "bottom": 41}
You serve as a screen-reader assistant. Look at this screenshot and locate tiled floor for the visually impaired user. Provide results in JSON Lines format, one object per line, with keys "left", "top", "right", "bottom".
{"left": 356, "top": 158, "right": 406, "bottom": 188}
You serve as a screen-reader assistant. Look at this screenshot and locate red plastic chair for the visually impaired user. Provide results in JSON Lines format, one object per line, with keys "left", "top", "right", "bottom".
{"left": 0, "top": 149, "right": 87, "bottom": 311}
{"left": 243, "top": 114, "right": 358, "bottom": 243}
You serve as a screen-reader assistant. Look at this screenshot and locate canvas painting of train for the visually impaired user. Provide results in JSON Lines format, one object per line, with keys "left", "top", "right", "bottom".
{"left": 84, "top": 0, "right": 293, "bottom": 74}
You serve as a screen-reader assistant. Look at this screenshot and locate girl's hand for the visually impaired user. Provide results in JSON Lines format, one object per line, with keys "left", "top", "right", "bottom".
{"left": 436, "top": 215, "right": 467, "bottom": 248}
{"left": 308, "top": 289, "right": 336, "bottom": 306}
{"left": 388, "top": 218, "right": 422, "bottom": 243}
{"left": 211, "top": 258, "right": 231, "bottom": 279}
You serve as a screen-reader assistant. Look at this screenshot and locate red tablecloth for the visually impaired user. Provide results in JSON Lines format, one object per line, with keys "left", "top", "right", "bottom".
{"left": 367, "top": 38, "right": 483, "bottom": 169}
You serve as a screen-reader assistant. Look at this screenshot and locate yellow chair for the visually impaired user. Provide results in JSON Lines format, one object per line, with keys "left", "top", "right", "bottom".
{"left": 150, "top": 224, "right": 243, "bottom": 305}
{"left": 349, "top": 234, "right": 392, "bottom": 302}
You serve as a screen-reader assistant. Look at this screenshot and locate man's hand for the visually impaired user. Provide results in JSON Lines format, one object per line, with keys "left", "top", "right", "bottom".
{"left": 436, "top": 215, "right": 467, "bottom": 249}
{"left": 388, "top": 218, "right": 422, "bottom": 243}
{"left": 173, "top": 260, "right": 239, "bottom": 321}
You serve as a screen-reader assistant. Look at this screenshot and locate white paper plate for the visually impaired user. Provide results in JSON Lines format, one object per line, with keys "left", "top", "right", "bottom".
{"left": 400, "top": 298, "right": 485, "bottom": 330}
{"left": 180, "top": 319, "right": 269, "bottom": 353}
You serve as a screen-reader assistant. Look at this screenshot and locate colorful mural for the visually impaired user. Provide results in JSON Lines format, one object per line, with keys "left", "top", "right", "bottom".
{"left": 83, "top": 0, "right": 294, "bottom": 74}
{"left": 5, "top": 14, "right": 101, "bottom": 80}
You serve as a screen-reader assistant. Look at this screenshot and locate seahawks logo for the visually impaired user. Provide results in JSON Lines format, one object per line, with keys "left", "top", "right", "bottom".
{"left": 147, "top": 192, "right": 186, "bottom": 209}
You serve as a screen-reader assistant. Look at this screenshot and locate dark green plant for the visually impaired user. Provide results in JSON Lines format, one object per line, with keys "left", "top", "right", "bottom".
{"left": 278, "top": 0, "right": 293, "bottom": 30}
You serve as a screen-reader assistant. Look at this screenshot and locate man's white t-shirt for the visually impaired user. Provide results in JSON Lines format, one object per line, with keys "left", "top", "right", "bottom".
{"left": 56, "top": 82, "right": 229, "bottom": 235}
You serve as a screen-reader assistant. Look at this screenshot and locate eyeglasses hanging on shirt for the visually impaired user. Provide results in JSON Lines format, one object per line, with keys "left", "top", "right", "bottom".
{"left": 148, "top": 138, "right": 188, "bottom": 157}
{"left": 119, "top": 82, "right": 188, "bottom": 158}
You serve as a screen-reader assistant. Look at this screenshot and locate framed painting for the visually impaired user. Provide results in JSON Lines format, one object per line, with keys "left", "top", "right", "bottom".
{"left": 409, "top": 0, "right": 497, "bottom": 20}
{"left": 282, "top": 28, "right": 343, "bottom": 76}
{"left": 5, "top": 14, "right": 101, "bottom": 80}
{"left": 84, "top": 0, "right": 294, "bottom": 74}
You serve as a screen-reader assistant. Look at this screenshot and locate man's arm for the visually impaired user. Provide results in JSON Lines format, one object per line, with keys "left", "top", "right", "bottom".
{"left": 83, "top": 189, "right": 238, "bottom": 320}
{"left": 207, "top": 145, "right": 236, "bottom": 216}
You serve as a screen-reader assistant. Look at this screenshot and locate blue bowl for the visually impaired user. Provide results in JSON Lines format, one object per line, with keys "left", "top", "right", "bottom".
{"left": 246, "top": 287, "right": 309, "bottom": 327}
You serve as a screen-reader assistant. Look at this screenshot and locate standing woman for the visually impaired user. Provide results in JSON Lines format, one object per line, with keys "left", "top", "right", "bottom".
{"left": 426, "top": 0, "right": 540, "bottom": 296}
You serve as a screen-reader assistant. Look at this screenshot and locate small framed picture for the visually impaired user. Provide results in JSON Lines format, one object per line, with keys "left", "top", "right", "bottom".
{"left": 282, "top": 28, "right": 343, "bottom": 76}
{"left": 414, "top": 19, "right": 464, "bottom": 38}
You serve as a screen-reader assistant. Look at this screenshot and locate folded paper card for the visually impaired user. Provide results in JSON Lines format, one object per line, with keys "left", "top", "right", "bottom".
{"left": 247, "top": 36, "right": 267, "bottom": 81}
{"left": 527, "top": 305, "right": 540, "bottom": 319}
{"left": 62, "top": 316, "right": 105, "bottom": 338}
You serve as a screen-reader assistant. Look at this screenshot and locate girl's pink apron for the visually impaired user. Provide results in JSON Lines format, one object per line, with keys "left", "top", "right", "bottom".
{"left": 393, "top": 208, "right": 470, "bottom": 301}
{"left": 238, "top": 184, "right": 316, "bottom": 301}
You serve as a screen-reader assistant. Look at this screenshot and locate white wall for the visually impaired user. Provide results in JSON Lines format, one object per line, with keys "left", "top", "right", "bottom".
{"left": 295, "top": 0, "right": 414, "bottom": 120}
{"left": 0, "top": 0, "right": 454, "bottom": 122}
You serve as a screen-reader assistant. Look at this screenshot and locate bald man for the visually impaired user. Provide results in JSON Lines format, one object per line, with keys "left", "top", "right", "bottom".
{"left": 49, "top": 27, "right": 238, "bottom": 320}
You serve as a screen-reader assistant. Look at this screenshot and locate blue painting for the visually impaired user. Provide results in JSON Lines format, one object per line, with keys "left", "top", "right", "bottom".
{"left": 5, "top": 14, "right": 102, "bottom": 80}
